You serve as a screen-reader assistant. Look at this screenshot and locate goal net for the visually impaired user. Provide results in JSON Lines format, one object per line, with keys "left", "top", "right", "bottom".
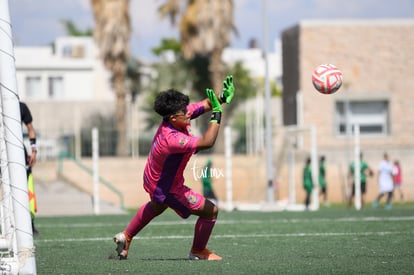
{"left": 0, "top": 114, "right": 19, "bottom": 272}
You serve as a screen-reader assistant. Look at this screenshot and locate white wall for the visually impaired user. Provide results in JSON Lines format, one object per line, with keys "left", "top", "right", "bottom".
{"left": 14, "top": 37, "right": 113, "bottom": 102}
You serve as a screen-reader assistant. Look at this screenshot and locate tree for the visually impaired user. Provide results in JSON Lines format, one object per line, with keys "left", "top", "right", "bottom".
{"left": 90, "top": 0, "right": 131, "bottom": 156}
{"left": 159, "top": 0, "right": 236, "bottom": 92}
{"left": 144, "top": 38, "right": 196, "bottom": 130}
{"left": 159, "top": 0, "right": 236, "bottom": 152}
{"left": 60, "top": 19, "right": 93, "bottom": 36}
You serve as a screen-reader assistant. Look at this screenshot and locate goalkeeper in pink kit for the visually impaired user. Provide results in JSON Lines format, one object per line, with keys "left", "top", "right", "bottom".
{"left": 114, "top": 76, "right": 234, "bottom": 261}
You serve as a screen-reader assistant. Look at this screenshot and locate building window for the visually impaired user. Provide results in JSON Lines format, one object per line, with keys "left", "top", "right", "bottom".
{"left": 335, "top": 100, "right": 389, "bottom": 136}
{"left": 62, "top": 44, "right": 85, "bottom": 58}
{"left": 62, "top": 45, "right": 72, "bottom": 57}
{"left": 25, "top": 76, "right": 42, "bottom": 99}
{"left": 48, "top": 76, "right": 64, "bottom": 98}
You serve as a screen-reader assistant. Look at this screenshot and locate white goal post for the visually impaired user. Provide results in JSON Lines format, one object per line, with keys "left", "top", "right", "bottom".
{"left": 0, "top": 1, "right": 37, "bottom": 274}
{"left": 352, "top": 124, "right": 362, "bottom": 210}
{"left": 282, "top": 125, "right": 319, "bottom": 211}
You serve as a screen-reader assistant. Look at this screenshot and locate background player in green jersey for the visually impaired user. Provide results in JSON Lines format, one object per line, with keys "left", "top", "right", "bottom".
{"left": 348, "top": 153, "right": 374, "bottom": 208}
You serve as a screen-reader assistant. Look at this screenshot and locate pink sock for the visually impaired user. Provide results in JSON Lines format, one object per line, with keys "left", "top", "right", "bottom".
{"left": 192, "top": 217, "right": 216, "bottom": 251}
{"left": 125, "top": 202, "right": 158, "bottom": 238}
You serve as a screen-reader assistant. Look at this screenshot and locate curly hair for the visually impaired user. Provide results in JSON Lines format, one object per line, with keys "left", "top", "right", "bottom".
{"left": 153, "top": 89, "right": 189, "bottom": 119}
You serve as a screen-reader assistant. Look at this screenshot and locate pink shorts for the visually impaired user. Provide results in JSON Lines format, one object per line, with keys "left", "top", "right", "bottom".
{"left": 150, "top": 184, "right": 205, "bottom": 219}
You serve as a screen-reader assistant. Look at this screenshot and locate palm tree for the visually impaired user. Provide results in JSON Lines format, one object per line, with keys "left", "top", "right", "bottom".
{"left": 90, "top": 0, "right": 131, "bottom": 156}
{"left": 159, "top": 0, "right": 235, "bottom": 100}
{"left": 159, "top": 0, "right": 235, "bottom": 152}
{"left": 60, "top": 19, "right": 93, "bottom": 36}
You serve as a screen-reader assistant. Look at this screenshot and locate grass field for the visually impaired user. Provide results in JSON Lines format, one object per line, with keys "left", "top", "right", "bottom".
{"left": 33, "top": 203, "right": 414, "bottom": 274}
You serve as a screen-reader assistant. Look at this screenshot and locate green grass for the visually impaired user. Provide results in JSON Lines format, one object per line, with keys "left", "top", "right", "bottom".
{"left": 33, "top": 204, "right": 414, "bottom": 274}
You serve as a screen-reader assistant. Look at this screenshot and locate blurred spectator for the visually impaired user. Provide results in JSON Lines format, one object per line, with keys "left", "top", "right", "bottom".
{"left": 303, "top": 157, "right": 313, "bottom": 210}
{"left": 20, "top": 101, "right": 40, "bottom": 236}
{"left": 373, "top": 153, "right": 394, "bottom": 209}
{"left": 392, "top": 160, "right": 404, "bottom": 201}
{"left": 201, "top": 159, "right": 218, "bottom": 205}
{"left": 319, "top": 155, "right": 328, "bottom": 206}
{"left": 348, "top": 153, "right": 374, "bottom": 208}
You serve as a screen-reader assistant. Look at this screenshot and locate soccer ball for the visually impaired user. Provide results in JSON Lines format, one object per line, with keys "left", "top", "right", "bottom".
{"left": 311, "top": 64, "right": 343, "bottom": 94}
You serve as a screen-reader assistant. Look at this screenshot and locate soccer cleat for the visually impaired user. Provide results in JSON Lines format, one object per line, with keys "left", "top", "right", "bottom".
{"left": 372, "top": 201, "right": 379, "bottom": 209}
{"left": 189, "top": 248, "right": 222, "bottom": 261}
{"left": 385, "top": 204, "right": 392, "bottom": 210}
{"left": 113, "top": 232, "right": 130, "bottom": 260}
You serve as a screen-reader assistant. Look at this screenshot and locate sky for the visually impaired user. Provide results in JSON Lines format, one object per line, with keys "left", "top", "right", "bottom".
{"left": 7, "top": 0, "right": 414, "bottom": 62}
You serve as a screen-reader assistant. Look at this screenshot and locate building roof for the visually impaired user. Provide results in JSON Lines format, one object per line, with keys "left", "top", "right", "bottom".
{"left": 305, "top": 18, "right": 414, "bottom": 27}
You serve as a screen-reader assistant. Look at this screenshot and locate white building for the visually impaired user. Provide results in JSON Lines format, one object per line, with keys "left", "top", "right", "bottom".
{"left": 222, "top": 40, "right": 282, "bottom": 85}
{"left": 16, "top": 36, "right": 113, "bottom": 102}
{"left": 15, "top": 37, "right": 114, "bottom": 158}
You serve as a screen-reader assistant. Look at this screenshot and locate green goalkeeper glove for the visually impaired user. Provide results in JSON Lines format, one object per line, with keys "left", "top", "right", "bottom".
{"left": 206, "top": 88, "right": 222, "bottom": 124}
{"left": 219, "top": 75, "right": 234, "bottom": 104}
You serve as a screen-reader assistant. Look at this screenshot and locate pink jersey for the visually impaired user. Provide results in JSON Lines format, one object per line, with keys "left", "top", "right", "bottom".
{"left": 143, "top": 102, "right": 205, "bottom": 203}
{"left": 393, "top": 165, "right": 402, "bottom": 185}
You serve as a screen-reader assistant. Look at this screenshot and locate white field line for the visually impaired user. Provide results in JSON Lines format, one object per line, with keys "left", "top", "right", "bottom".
{"left": 38, "top": 215, "right": 414, "bottom": 228}
{"left": 35, "top": 230, "right": 414, "bottom": 243}
{"left": 35, "top": 216, "right": 414, "bottom": 243}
